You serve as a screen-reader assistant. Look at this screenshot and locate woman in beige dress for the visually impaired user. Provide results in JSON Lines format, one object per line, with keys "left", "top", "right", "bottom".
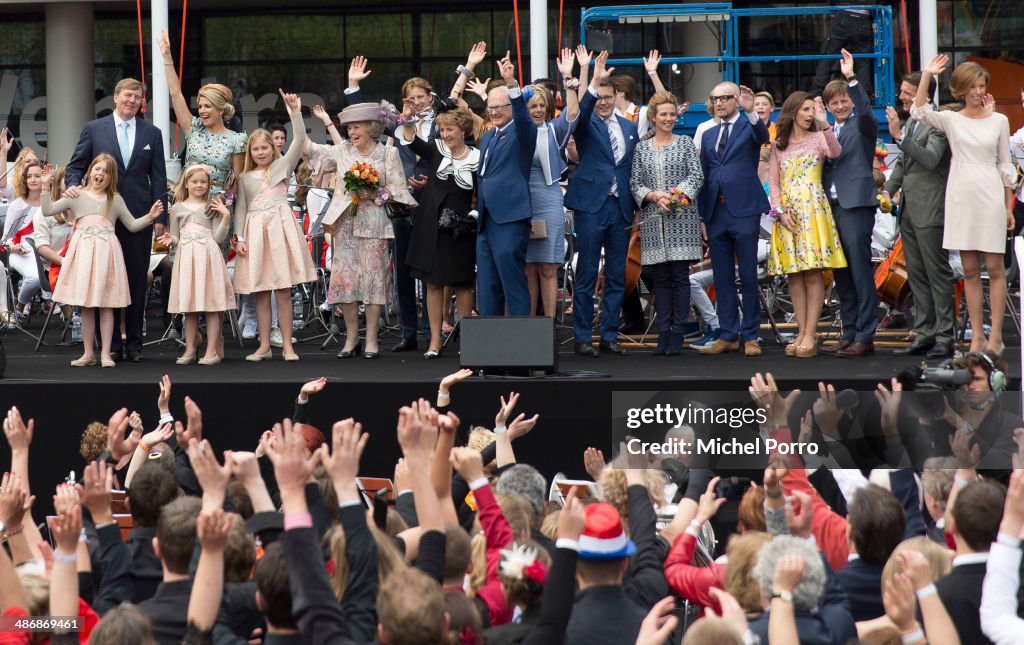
{"left": 157, "top": 165, "right": 235, "bottom": 366}
{"left": 303, "top": 101, "right": 416, "bottom": 359}
{"left": 233, "top": 90, "right": 316, "bottom": 362}
{"left": 912, "top": 56, "right": 1016, "bottom": 355}
{"left": 40, "top": 155, "right": 163, "bottom": 367}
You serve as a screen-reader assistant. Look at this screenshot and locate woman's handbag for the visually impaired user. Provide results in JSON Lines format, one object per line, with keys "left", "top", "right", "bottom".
{"left": 530, "top": 218, "right": 548, "bottom": 240}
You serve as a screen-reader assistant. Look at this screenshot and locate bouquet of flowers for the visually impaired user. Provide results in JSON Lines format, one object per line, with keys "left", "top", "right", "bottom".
{"left": 342, "top": 162, "right": 381, "bottom": 217}
{"left": 667, "top": 186, "right": 690, "bottom": 214}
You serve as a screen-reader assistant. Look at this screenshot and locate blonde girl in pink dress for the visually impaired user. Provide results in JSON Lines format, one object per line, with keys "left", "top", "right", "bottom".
{"left": 157, "top": 165, "right": 235, "bottom": 366}
{"left": 233, "top": 90, "right": 315, "bottom": 362}
{"left": 40, "top": 154, "right": 164, "bottom": 367}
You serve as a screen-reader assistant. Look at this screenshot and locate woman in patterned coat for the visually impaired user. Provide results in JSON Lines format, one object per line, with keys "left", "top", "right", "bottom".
{"left": 630, "top": 91, "right": 704, "bottom": 355}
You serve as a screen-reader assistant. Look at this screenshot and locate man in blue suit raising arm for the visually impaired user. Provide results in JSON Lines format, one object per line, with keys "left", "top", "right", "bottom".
{"left": 66, "top": 78, "right": 167, "bottom": 362}
{"left": 698, "top": 82, "right": 770, "bottom": 357}
{"left": 566, "top": 51, "right": 638, "bottom": 356}
{"left": 475, "top": 53, "right": 537, "bottom": 316}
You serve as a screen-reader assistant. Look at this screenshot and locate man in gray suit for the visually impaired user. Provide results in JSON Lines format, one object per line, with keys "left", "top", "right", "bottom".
{"left": 884, "top": 71, "right": 955, "bottom": 358}
{"left": 822, "top": 49, "right": 878, "bottom": 358}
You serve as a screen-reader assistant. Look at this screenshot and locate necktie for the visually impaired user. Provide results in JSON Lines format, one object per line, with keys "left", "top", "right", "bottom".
{"left": 606, "top": 117, "right": 622, "bottom": 196}
{"left": 717, "top": 121, "right": 731, "bottom": 158}
{"left": 834, "top": 121, "right": 843, "bottom": 137}
{"left": 118, "top": 121, "right": 131, "bottom": 166}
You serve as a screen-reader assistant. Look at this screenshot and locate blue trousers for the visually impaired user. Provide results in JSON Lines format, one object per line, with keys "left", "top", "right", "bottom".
{"left": 476, "top": 214, "right": 531, "bottom": 316}
{"left": 652, "top": 261, "right": 692, "bottom": 334}
{"left": 573, "top": 196, "right": 630, "bottom": 343}
{"left": 707, "top": 206, "right": 761, "bottom": 341}
{"left": 832, "top": 204, "right": 878, "bottom": 342}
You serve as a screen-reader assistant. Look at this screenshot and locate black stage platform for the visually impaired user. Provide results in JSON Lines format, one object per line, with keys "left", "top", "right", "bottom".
{"left": 1, "top": 317, "right": 1020, "bottom": 511}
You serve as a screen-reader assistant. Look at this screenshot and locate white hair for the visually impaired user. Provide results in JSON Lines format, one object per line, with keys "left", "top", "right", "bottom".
{"left": 752, "top": 536, "right": 826, "bottom": 611}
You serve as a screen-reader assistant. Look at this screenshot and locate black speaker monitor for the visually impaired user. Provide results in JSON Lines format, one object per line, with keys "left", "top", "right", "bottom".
{"left": 459, "top": 317, "right": 557, "bottom": 375}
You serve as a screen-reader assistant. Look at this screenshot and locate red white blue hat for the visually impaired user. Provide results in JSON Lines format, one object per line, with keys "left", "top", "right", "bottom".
{"left": 578, "top": 503, "right": 637, "bottom": 560}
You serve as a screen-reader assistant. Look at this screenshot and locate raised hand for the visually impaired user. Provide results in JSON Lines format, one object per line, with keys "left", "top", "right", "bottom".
{"left": 438, "top": 410, "right": 461, "bottom": 436}
{"left": 158, "top": 30, "right": 173, "bottom": 63}
{"left": 226, "top": 451, "right": 261, "bottom": 484}
{"left": 923, "top": 54, "right": 949, "bottom": 77}
{"left": 53, "top": 481, "right": 79, "bottom": 517}
{"left": 574, "top": 45, "right": 593, "bottom": 69}
{"left": 79, "top": 460, "right": 114, "bottom": 524}
{"left": 1012, "top": 428, "right": 1024, "bottom": 470}
{"left": 312, "top": 105, "right": 332, "bottom": 127}
{"left": 440, "top": 368, "right": 473, "bottom": 393}
{"left": 449, "top": 446, "right": 486, "bottom": 483}
{"left": 348, "top": 56, "right": 372, "bottom": 88}
{"left": 583, "top": 447, "right": 606, "bottom": 480}
{"left": 873, "top": 378, "right": 903, "bottom": 437}
{"left": 175, "top": 396, "right": 204, "bottom": 446}
{"left": 300, "top": 377, "right": 328, "bottom": 399}
{"left": 279, "top": 89, "right": 301, "bottom": 115}
{"left": 772, "top": 554, "right": 806, "bottom": 593}
{"left": 51, "top": 503, "right": 82, "bottom": 557}
{"left": 467, "top": 41, "right": 487, "bottom": 67}
{"left": 763, "top": 460, "right": 788, "bottom": 497}
{"left": 209, "top": 195, "right": 230, "bottom": 218}
{"left": 897, "top": 550, "right": 933, "bottom": 591}
{"left": 813, "top": 96, "right": 830, "bottom": 126}
{"left": 148, "top": 200, "right": 164, "bottom": 221}
{"left": 812, "top": 382, "right": 843, "bottom": 440}
{"left": 265, "top": 419, "right": 322, "bottom": 494}
{"left": 749, "top": 373, "right": 800, "bottom": 426}
{"left": 982, "top": 93, "right": 996, "bottom": 116}
{"left": 706, "top": 588, "right": 749, "bottom": 637}
{"left": 187, "top": 438, "right": 232, "bottom": 509}
{"left": 839, "top": 48, "right": 856, "bottom": 79}
{"left": 320, "top": 418, "right": 369, "bottom": 491}
{"left": 3, "top": 407, "right": 34, "bottom": 453}
{"left": 677, "top": 101, "right": 691, "bottom": 117}
{"left": 949, "top": 430, "right": 981, "bottom": 469}
{"left": 0, "top": 473, "right": 31, "bottom": 530}
{"left": 40, "top": 163, "right": 52, "bottom": 189}
{"left": 556, "top": 47, "right": 575, "bottom": 78}
{"left": 885, "top": 106, "right": 903, "bottom": 140}
{"left": 635, "top": 597, "right": 679, "bottom": 645}
{"left": 1003, "top": 469, "right": 1024, "bottom": 536}
{"left": 498, "top": 52, "right": 516, "bottom": 86}
{"left": 738, "top": 85, "right": 755, "bottom": 113}
{"left": 0, "top": 128, "right": 13, "bottom": 154}
{"left": 696, "top": 476, "right": 727, "bottom": 525}
{"left": 495, "top": 392, "right": 520, "bottom": 429}
{"left": 798, "top": 410, "right": 814, "bottom": 446}
{"left": 508, "top": 412, "right": 539, "bottom": 440}
{"left": 785, "top": 489, "right": 813, "bottom": 538}
{"left": 557, "top": 487, "right": 586, "bottom": 540}
{"left": 591, "top": 50, "right": 614, "bottom": 84}
{"left": 466, "top": 78, "right": 490, "bottom": 101}
{"left": 883, "top": 574, "right": 918, "bottom": 632}
{"left": 643, "top": 49, "right": 662, "bottom": 74}
{"left": 106, "top": 408, "right": 135, "bottom": 461}
{"left": 157, "top": 374, "right": 172, "bottom": 414}
{"left": 196, "top": 508, "right": 232, "bottom": 552}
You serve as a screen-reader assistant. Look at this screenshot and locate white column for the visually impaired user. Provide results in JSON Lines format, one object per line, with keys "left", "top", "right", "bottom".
{"left": 150, "top": 0, "right": 178, "bottom": 181}
{"left": 44, "top": 3, "right": 94, "bottom": 163}
{"left": 919, "top": 0, "right": 938, "bottom": 69}
{"left": 529, "top": 0, "right": 548, "bottom": 82}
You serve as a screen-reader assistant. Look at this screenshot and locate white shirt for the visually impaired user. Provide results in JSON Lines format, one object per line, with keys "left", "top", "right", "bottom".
{"left": 112, "top": 113, "right": 137, "bottom": 160}
{"left": 952, "top": 552, "right": 990, "bottom": 568}
{"left": 713, "top": 110, "right": 759, "bottom": 152}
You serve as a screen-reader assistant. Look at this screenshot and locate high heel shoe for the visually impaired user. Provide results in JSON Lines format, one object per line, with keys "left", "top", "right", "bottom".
{"left": 71, "top": 356, "right": 97, "bottom": 367}
{"left": 424, "top": 348, "right": 442, "bottom": 359}
{"left": 363, "top": 347, "right": 379, "bottom": 359}
{"left": 795, "top": 341, "right": 818, "bottom": 358}
{"left": 785, "top": 342, "right": 797, "bottom": 357}
{"left": 176, "top": 354, "right": 197, "bottom": 365}
{"left": 985, "top": 342, "right": 1005, "bottom": 357}
{"left": 246, "top": 349, "right": 273, "bottom": 362}
{"left": 337, "top": 342, "right": 362, "bottom": 359}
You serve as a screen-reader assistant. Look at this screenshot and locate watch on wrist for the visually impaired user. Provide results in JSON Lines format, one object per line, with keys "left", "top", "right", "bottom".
{"left": 846, "top": 74, "right": 858, "bottom": 82}
{"left": 771, "top": 590, "right": 794, "bottom": 603}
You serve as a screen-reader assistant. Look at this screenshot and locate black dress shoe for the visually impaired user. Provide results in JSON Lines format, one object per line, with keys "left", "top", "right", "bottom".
{"left": 337, "top": 342, "right": 362, "bottom": 359}
{"left": 363, "top": 351, "right": 379, "bottom": 359}
{"left": 111, "top": 349, "right": 126, "bottom": 363}
{"left": 574, "top": 342, "right": 598, "bottom": 357}
{"left": 926, "top": 340, "right": 954, "bottom": 359}
{"left": 894, "top": 338, "right": 935, "bottom": 356}
{"left": 599, "top": 341, "right": 627, "bottom": 355}
{"left": 127, "top": 350, "right": 142, "bottom": 362}
{"left": 392, "top": 338, "right": 418, "bottom": 352}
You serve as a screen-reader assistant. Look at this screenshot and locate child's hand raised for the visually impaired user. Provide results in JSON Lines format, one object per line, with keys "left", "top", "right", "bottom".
{"left": 279, "top": 89, "right": 301, "bottom": 115}
{"left": 148, "top": 200, "right": 165, "bottom": 220}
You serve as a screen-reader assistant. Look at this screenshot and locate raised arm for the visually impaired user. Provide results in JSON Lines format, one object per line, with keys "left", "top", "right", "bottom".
{"left": 313, "top": 105, "right": 344, "bottom": 146}
{"left": 115, "top": 196, "right": 163, "bottom": 233}
{"left": 279, "top": 91, "right": 307, "bottom": 174}
{"left": 159, "top": 30, "right": 195, "bottom": 137}
{"left": 450, "top": 42, "right": 487, "bottom": 103}
{"left": 209, "top": 196, "right": 231, "bottom": 244}
{"left": 643, "top": 50, "right": 668, "bottom": 94}
{"left": 187, "top": 509, "right": 232, "bottom": 637}
{"left": 500, "top": 53, "right": 538, "bottom": 157}
{"left": 554, "top": 47, "right": 580, "bottom": 124}
{"left": 575, "top": 46, "right": 592, "bottom": 102}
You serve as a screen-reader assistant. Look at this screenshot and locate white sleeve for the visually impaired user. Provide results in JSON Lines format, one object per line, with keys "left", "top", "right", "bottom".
{"left": 981, "top": 540, "right": 1024, "bottom": 644}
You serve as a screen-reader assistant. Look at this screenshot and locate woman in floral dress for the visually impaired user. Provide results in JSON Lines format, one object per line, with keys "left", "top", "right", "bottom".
{"left": 767, "top": 91, "right": 847, "bottom": 357}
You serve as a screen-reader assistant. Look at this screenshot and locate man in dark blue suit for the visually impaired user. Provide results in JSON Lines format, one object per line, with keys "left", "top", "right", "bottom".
{"left": 475, "top": 53, "right": 536, "bottom": 316}
{"left": 821, "top": 49, "right": 879, "bottom": 358}
{"left": 67, "top": 78, "right": 167, "bottom": 362}
{"left": 698, "top": 82, "right": 769, "bottom": 356}
{"left": 565, "top": 51, "right": 638, "bottom": 356}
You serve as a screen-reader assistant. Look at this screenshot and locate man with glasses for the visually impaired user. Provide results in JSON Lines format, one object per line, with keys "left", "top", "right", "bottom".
{"left": 697, "top": 82, "right": 770, "bottom": 357}
{"left": 565, "top": 51, "right": 639, "bottom": 356}
{"left": 475, "top": 53, "right": 537, "bottom": 316}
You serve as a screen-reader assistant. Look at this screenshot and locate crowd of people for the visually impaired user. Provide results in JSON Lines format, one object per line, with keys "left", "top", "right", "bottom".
{"left": 0, "top": 37, "right": 1020, "bottom": 366}
{"left": 0, "top": 352, "right": 1014, "bottom": 644}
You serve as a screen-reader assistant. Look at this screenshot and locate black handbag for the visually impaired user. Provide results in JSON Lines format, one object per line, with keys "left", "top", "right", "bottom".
{"left": 381, "top": 161, "right": 411, "bottom": 219}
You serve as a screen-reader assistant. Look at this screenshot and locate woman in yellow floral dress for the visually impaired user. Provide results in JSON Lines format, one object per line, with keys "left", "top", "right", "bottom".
{"left": 767, "top": 91, "right": 847, "bottom": 357}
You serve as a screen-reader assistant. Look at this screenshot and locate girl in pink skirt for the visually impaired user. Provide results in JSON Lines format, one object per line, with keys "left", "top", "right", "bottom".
{"left": 41, "top": 155, "right": 163, "bottom": 367}
{"left": 158, "top": 164, "right": 236, "bottom": 365}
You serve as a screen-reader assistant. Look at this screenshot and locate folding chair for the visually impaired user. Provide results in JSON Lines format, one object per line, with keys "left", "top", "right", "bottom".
{"left": 27, "top": 240, "right": 73, "bottom": 351}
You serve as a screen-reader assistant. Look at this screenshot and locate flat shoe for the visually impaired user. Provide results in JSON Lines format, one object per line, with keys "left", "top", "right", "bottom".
{"left": 198, "top": 356, "right": 222, "bottom": 366}
{"left": 283, "top": 352, "right": 300, "bottom": 362}
{"left": 246, "top": 349, "right": 273, "bottom": 362}
{"left": 176, "top": 354, "right": 197, "bottom": 365}
{"left": 101, "top": 359, "right": 116, "bottom": 368}
{"left": 70, "top": 357, "right": 97, "bottom": 367}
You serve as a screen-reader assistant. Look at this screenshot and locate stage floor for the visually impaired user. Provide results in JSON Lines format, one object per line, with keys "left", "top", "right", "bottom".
{"left": 2, "top": 313, "right": 1019, "bottom": 511}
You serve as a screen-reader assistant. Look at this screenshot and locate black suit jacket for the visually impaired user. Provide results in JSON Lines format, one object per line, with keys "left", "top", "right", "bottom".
{"left": 935, "top": 562, "right": 992, "bottom": 645}
{"left": 66, "top": 114, "right": 168, "bottom": 225}
{"left": 138, "top": 579, "right": 192, "bottom": 645}
{"left": 837, "top": 558, "right": 885, "bottom": 621}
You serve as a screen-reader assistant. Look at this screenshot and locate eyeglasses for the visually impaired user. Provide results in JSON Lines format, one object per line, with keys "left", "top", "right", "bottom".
{"left": 596, "top": 95, "right": 616, "bottom": 103}
{"left": 486, "top": 104, "right": 512, "bottom": 113}
{"left": 710, "top": 95, "right": 736, "bottom": 103}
